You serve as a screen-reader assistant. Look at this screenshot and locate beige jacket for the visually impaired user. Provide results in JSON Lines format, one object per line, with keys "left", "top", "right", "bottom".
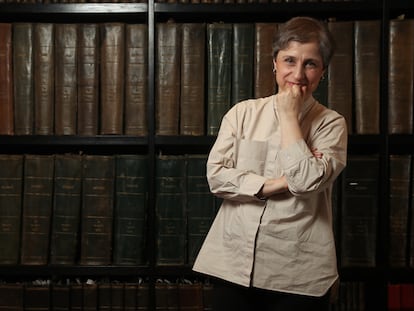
{"left": 193, "top": 95, "right": 348, "bottom": 297}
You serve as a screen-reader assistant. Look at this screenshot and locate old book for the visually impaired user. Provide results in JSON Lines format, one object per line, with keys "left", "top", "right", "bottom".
{"left": 55, "top": 23, "right": 78, "bottom": 135}
{"left": 254, "top": 23, "right": 278, "bottom": 99}
{"left": 124, "top": 283, "right": 137, "bottom": 311}
{"left": 70, "top": 283, "right": 83, "bottom": 311}
{"left": 137, "top": 282, "right": 150, "bottom": 311}
{"left": 80, "top": 155, "right": 115, "bottom": 265}
{"left": 388, "top": 283, "right": 401, "bottom": 311}
{"left": 327, "top": 20, "right": 354, "bottom": 134}
{"left": 0, "top": 23, "right": 13, "bottom": 135}
{"left": 180, "top": 23, "right": 206, "bottom": 136}
{"left": 125, "top": 24, "right": 148, "bottom": 136}
{"left": 155, "top": 21, "right": 181, "bottom": 136}
{"left": 77, "top": 23, "right": 99, "bottom": 136}
{"left": 186, "top": 155, "right": 216, "bottom": 265}
{"left": 178, "top": 283, "right": 203, "bottom": 311}
{"left": 0, "top": 283, "right": 23, "bottom": 311}
{"left": 167, "top": 282, "right": 179, "bottom": 310}
{"left": 20, "top": 154, "right": 55, "bottom": 265}
{"left": 0, "top": 155, "right": 23, "bottom": 265}
{"left": 51, "top": 283, "right": 70, "bottom": 311}
{"left": 13, "top": 23, "right": 34, "bottom": 135}
{"left": 232, "top": 23, "right": 254, "bottom": 106}
{"left": 155, "top": 281, "right": 169, "bottom": 310}
{"left": 388, "top": 18, "right": 414, "bottom": 134}
{"left": 340, "top": 155, "right": 379, "bottom": 267}
{"left": 98, "top": 282, "right": 112, "bottom": 311}
{"left": 400, "top": 283, "right": 414, "bottom": 311}
{"left": 100, "top": 23, "right": 125, "bottom": 135}
{"left": 389, "top": 154, "right": 411, "bottom": 267}
{"left": 206, "top": 23, "right": 232, "bottom": 136}
{"left": 34, "top": 23, "right": 55, "bottom": 135}
{"left": 24, "top": 284, "right": 50, "bottom": 311}
{"left": 202, "top": 283, "right": 213, "bottom": 311}
{"left": 113, "top": 154, "right": 148, "bottom": 265}
{"left": 83, "top": 283, "right": 98, "bottom": 311}
{"left": 354, "top": 20, "right": 381, "bottom": 134}
{"left": 155, "top": 155, "right": 186, "bottom": 265}
{"left": 111, "top": 282, "right": 124, "bottom": 311}
{"left": 49, "top": 154, "right": 82, "bottom": 265}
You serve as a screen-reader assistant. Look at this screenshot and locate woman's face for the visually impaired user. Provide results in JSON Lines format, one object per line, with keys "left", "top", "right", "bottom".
{"left": 273, "top": 40, "right": 325, "bottom": 100}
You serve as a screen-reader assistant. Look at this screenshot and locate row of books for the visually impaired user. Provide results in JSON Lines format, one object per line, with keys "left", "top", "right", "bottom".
{"left": 0, "top": 0, "right": 368, "bottom": 3}
{"left": 0, "top": 153, "right": 218, "bottom": 266}
{"left": 388, "top": 283, "right": 414, "bottom": 311}
{"left": 0, "top": 18, "right": 398, "bottom": 138}
{"left": 0, "top": 279, "right": 213, "bottom": 310}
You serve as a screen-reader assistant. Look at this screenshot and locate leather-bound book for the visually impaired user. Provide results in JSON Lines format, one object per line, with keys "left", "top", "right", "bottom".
{"left": 202, "top": 283, "right": 213, "bottom": 311}
{"left": 80, "top": 155, "right": 115, "bottom": 265}
{"left": 354, "top": 20, "right": 380, "bottom": 134}
{"left": 51, "top": 283, "right": 70, "bottom": 311}
{"left": 77, "top": 23, "right": 99, "bottom": 136}
{"left": 231, "top": 23, "right": 254, "bottom": 106}
{"left": 83, "top": 283, "right": 98, "bottom": 311}
{"left": 55, "top": 23, "right": 78, "bottom": 135}
{"left": 0, "top": 23, "right": 13, "bottom": 135}
{"left": 24, "top": 283, "right": 50, "bottom": 311}
{"left": 0, "top": 283, "right": 24, "bottom": 311}
{"left": 254, "top": 23, "right": 278, "bottom": 99}
{"left": 125, "top": 24, "right": 148, "bottom": 136}
{"left": 100, "top": 23, "right": 125, "bottom": 135}
{"left": 206, "top": 23, "right": 232, "bottom": 136}
{"left": 155, "top": 281, "right": 169, "bottom": 310}
{"left": 155, "top": 155, "right": 186, "bottom": 265}
{"left": 0, "top": 155, "right": 23, "bottom": 265}
{"left": 70, "top": 283, "right": 83, "bottom": 311}
{"left": 34, "top": 23, "right": 55, "bottom": 135}
{"left": 155, "top": 21, "right": 181, "bottom": 136}
{"left": 327, "top": 20, "right": 354, "bottom": 134}
{"left": 388, "top": 154, "right": 411, "bottom": 267}
{"left": 388, "top": 17, "right": 414, "bottom": 134}
{"left": 137, "top": 282, "right": 150, "bottom": 310}
{"left": 178, "top": 283, "right": 204, "bottom": 311}
{"left": 49, "top": 154, "right": 82, "bottom": 265}
{"left": 20, "top": 154, "right": 55, "bottom": 265}
{"left": 186, "top": 155, "right": 216, "bottom": 265}
{"left": 98, "top": 282, "right": 112, "bottom": 311}
{"left": 13, "top": 23, "right": 34, "bottom": 135}
{"left": 124, "top": 283, "right": 138, "bottom": 311}
{"left": 113, "top": 154, "right": 148, "bottom": 265}
{"left": 111, "top": 282, "right": 124, "bottom": 311}
{"left": 180, "top": 23, "right": 206, "bottom": 136}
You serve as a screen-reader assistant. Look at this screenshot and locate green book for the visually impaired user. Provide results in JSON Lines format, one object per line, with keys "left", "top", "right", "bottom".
{"left": 50, "top": 154, "right": 82, "bottom": 265}
{"left": 80, "top": 155, "right": 115, "bottom": 265}
{"left": 186, "top": 154, "right": 216, "bottom": 265}
{"left": 206, "top": 23, "right": 232, "bottom": 136}
{"left": 0, "top": 155, "right": 23, "bottom": 265}
{"left": 113, "top": 154, "right": 148, "bottom": 265}
{"left": 340, "top": 155, "right": 379, "bottom": 268}
{"left": 20, "top": 154, "right": 55, "bottom": 265}
{"left": 155, "top": 155, "right": 186, "bottom": 265}
{"left": 232, "top": 23, "right": 254, "bottom": 106}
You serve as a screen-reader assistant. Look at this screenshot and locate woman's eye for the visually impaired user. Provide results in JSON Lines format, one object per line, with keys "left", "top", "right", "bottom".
{"left": 284, "top": 57, "right": 295, "bottom": 64}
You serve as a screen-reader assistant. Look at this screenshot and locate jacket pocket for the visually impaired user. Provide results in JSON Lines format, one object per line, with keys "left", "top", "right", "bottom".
{"left": 235, "top": 138, "right": 267, "bottom": 175}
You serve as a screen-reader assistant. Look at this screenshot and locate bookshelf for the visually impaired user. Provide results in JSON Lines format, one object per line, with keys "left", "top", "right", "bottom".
{"left": 0, "top": 0, "right": 413, "bottom": 310}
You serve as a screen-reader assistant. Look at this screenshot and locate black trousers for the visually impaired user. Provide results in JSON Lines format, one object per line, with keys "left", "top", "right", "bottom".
{"left": 212, "top": 279, "right": 331, "bottom": 311}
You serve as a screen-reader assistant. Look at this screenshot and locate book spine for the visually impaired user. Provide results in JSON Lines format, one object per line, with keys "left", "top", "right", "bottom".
{"left": 77, "top": 23, "right": 99, "bottom": 136}
{"left": 100, "top": 23, "right": 125, "bottom": 135}
{"left": 0, "top": 283, "right": 24, "bottom": 310}
{"left": 0, "top": 23, "right": 14, "bottom": 135}
{"left": 180, "top": 23, "right": 206, "bottom": 136}
{"left": 0, "top": 155, "right": 23, "bottom": 265}
{"left": 13, "top": 23, "right": 34, "bottom": 135}
{"left": 55, "top": 23, "right": 78, "bottom": 135}
{"left": 124, "top": 24, "right": 148, "bottom": 136}
{"left": 20, "top": 154, "right": 55, "bottom": 265}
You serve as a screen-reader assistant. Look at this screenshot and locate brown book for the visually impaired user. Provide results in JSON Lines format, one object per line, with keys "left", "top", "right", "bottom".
{"left": 55, "top": 23, "right": 78, "bottom": 135}
{"left": 34, "top": 23, "right": 55, "bottom": 135}
{"left": 80, "top": 155, "right": 115, "bottom": 265}
{"left": 155, "top": 21, "right": 181, "bottom": 136}
{"left": 137, "top": 282, "right": 150, "bottom": 311}
{"left": 20, "top": 154, "right": 55, "bottom": 265}
{"left": 0, "top": 155, "right": 24, "bottom": 265}
{"left": 254, "top": 23, "right": 278, "bottom": 99}
{"left": 124, "top": 283, "right": 138, "bottom": 311}
{"left": 327, "top": 20, "right": 354, "bottom": 134}
{"left": 180, "top": 23, "right": 206, "bottom": 136}
{"left": 388, "top": 18, "right": 414, "bottom": 134}
{"left": 77, "top": 23, "right": 99, "bottom": 136}
{"left": 70, "top": 283, "right": 83, "bottom": 311}
{"left": 111, "top": 282, "right": 124, "bottom": 311}
{"left": 24, "top": 284, "right": 50, "bottom": 311}
{"left": 0, "top": 283, "right": 24, "bottom": 310}
{"left": 83, "top": 283, "right": 98, "bottom": 311}
{"left": 354, "top": 20, "right": 381, "bottom": 134}
{"left": 178, "top": 283, "right": 203, "bottom": 311}
{"left": 98, "top": 282, "right": 112, "bottom": 311}
{"left": 100, "top": 23, "right": 125, "bottom": 135}
{"left": 13, "top": 23, "right": 34, "bottom": 135}
{"left": 0, "top": 23, "right": 13, "bottom": 135}
{"left": 125, "top": 24, "right": 148, "bottom": 136}
{"left": 51, "top": 283, "right": 70, "bottom": 311}
{"left": 202, "top": 283, "right": 213, "bottom": 311}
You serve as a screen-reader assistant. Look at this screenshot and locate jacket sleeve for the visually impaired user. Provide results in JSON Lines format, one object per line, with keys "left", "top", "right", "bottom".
{"left": 206, "top": 108, "right": 267, "bottom": 203}
{"left": 279, "top": 113, "right": 348, "bottom": 196}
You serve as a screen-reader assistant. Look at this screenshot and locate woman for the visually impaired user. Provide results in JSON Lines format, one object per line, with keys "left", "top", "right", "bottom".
{"left": 193, "top": 16, "right": 348, "bottom": 310}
